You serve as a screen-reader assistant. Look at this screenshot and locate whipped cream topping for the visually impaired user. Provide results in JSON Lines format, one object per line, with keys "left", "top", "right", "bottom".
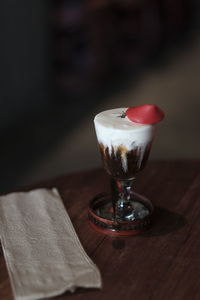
{"left": 94, "top": 108, "right": 156, "bottom": 171}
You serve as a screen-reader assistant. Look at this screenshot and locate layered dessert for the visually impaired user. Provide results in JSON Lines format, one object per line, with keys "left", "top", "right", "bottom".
{"left": 94, "top": 108, "right": 156, "bottom": 179}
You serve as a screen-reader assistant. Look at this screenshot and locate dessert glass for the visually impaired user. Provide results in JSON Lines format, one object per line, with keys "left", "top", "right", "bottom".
{"left": 88, "top": 108, "right": 156, "bottom": 236}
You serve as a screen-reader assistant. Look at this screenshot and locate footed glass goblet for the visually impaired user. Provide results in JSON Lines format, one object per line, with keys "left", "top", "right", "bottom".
{"left": 88, "top": 108, "right": 157, "bottom": 236}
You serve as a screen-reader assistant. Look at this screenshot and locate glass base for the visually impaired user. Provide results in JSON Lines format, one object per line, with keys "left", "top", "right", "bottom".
{"left": 88, "top": 192, "right": 154, "bottom": 236}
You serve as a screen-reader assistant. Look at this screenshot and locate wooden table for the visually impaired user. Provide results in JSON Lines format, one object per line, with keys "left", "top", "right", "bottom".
{"left": 1, "top": 161, "right": 200, "bottom": 300}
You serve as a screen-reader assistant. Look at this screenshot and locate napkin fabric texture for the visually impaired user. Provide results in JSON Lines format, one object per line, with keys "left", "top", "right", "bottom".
{"left": 0, "top": 188, "right": 102, "bottom": 300}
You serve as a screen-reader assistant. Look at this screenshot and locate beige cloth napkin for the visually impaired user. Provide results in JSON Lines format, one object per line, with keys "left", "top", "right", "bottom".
{"left": 0, "top": 188, "right": 102, "bottom": 300}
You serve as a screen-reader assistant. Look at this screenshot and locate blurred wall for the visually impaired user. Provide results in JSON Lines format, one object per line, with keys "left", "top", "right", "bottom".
{"left": 53, "top": 0, "right": 191, "bottom": 97}
{"left": 0, "top": 0, "right": 49, "bottom": 130}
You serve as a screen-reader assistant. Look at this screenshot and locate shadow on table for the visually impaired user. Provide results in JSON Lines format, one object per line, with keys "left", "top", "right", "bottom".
{"left": 54, "top": 287, "right": 100, "bottom": 299}
{"left": 110, "top": 207, "right": 186, "bottom": 250}
{"left": 143, "top": 206, "right": 186, "bottom": 237}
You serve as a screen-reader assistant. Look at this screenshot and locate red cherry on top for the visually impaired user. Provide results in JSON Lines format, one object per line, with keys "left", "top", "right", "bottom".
{"left": 125, "top": 104, "right": 165, "bottom": 124}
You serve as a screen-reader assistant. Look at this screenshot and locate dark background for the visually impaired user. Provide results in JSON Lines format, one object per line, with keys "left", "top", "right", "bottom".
{"left": 0, "top": 0, "right": 199, "bottom": 193}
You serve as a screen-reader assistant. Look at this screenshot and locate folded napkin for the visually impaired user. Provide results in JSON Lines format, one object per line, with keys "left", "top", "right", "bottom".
{"left": 0, "top": 188, "right": 102, "bottom": 300}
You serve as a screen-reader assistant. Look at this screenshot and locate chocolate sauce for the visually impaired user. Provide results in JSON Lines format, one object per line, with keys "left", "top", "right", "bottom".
{"left": 99, "top": 143, "right": 152, "bottom": 179}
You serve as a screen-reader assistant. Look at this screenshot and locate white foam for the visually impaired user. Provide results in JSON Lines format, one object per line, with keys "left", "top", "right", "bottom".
{"left": 94, "top": 108, "right": 156, "bottom": 171}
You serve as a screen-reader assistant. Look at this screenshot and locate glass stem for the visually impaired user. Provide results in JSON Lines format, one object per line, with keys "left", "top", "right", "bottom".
{"left": 111, "top": 178, "right": 135, "bottom": 221}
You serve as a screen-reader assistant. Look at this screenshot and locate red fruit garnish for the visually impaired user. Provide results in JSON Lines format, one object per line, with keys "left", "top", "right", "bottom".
{"left": 125, "top": 104, "right": 165, "bottom": 124}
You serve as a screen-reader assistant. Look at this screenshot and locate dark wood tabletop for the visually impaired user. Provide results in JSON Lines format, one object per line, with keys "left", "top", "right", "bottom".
{"left": 1, "top": 161, "right": 200, "bottom": 300}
